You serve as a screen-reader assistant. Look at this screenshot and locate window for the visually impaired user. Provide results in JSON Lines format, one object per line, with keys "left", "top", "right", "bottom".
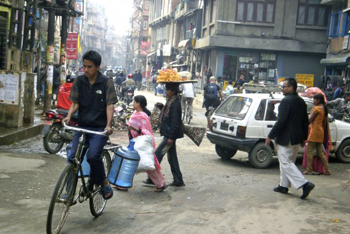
{"left": 216, "top": 96, "right": 253, "bottom": 120}
{"left": 297, "top": 0, "right": 328, "bottom": 26}
{"left": 328, "top": 11, "right": 341, "bottom": 38}
{"left": 144, "top": 1, "right": 149, "bottom": 10}
{"left": 236, "top": 0, "right": 276, "bottom": 23}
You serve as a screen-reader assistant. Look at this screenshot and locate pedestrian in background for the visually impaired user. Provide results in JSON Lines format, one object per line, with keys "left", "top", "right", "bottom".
{"left": 303, "top": 93, "right": 331, "bottom": 175}
{"left": 265, "top": 78, "right": 315, "bottom": 199}
{"left": 152, "top": 72, "right": 158, "bottom": 96}
{"left": 134, "top": 70, "right": 142, "bottom": 91}
{"left": 53, "top": 63, "right": 60, "bottom": 104}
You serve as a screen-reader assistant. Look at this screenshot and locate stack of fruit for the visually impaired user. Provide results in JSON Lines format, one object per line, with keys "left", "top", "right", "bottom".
{"left": 157, "top": 69, "right": 185, "bottom": 82}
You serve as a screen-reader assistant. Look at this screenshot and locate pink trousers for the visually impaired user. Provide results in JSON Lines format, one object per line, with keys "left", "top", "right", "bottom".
{"left": 146, "top": 168, "right": 166, "bottom": 188}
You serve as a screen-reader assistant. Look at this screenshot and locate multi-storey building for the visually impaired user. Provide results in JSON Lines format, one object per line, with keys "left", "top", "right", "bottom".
{"left": 82, "top": 1, "right": 108, "bottom": 62}
{"left": 320, "top": 0, "right": 350, "bottom": 86}
{"left": 148, "top": 0, "right": 181, "bottom": 74}
{"left": 195, "top": 0, "right": 329, "bottom": 87}
{"left": 130, "top": 0, "right": 150, "bottom": 76}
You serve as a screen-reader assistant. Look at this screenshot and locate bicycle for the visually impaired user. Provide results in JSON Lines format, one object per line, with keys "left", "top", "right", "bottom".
{"left": 182, "top": 97, "right": 193, "bottom": 124}
{"left": 46, "top": 123, "right": 118, "bottom": 234}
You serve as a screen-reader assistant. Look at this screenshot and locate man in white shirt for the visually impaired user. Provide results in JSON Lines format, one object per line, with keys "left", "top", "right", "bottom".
{"left": 180, "top": 83, "right": 195, "bottom": 119}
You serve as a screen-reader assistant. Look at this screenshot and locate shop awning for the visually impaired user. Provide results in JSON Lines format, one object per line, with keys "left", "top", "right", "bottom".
{"left": 178, "top": 39, "right": 190, "bottom": 49}
{"left": 320, "top": 53, "right": 350, "bottom": 65}
{"left": 147, "top": 51, "right": 156, "bottom": 57}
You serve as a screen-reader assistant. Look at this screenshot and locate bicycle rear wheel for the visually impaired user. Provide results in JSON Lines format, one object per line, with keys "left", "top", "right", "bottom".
{"left": 47, "top": 163, "right": 78, "bottom": 234}
{"left": 89, "top": 150, "right": 112, "bottom": 217}
{"left": 186, "top": 106, "right": 191, "bottom": 124}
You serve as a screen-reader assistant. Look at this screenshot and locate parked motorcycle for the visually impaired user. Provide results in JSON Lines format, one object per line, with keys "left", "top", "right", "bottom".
{"left": 42, "top": 109, "right": 78, "bottom": 154}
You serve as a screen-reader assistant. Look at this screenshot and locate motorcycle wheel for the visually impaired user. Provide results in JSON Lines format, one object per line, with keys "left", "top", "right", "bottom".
{"left": 43, "top": 123, "right": 65, "bottom": 154}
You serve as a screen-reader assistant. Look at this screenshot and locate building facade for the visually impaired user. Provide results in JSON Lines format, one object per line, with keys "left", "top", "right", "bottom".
{"left": 320, "top": 0, "right": 350, "bottom": 87}
{"left": 196, "top": 0, "right": 329, "bottom": 87}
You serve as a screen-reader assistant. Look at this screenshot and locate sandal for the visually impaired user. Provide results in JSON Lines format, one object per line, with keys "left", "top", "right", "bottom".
{"left": 154, "top": 185, "right": 167, "bottom": 193}
{"left": 324, "top": 172, "right": 332, "bottom": 176}
{"left": 101, "top": 184, "right": 113, "bottom": 200}
{"left": 115, "top": 186, "right": 128, "bottom": 192}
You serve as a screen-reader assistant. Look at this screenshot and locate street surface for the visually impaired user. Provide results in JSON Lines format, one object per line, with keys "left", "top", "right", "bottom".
{"left": 0, "top": 90, "right": 350, "bottom": 234}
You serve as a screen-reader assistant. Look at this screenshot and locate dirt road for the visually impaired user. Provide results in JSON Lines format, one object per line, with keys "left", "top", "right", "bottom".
{"left": 0, "top": 90, "right": 349, "bottom": 234}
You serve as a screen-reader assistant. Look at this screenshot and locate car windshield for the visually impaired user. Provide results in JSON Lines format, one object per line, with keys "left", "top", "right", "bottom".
{"left": 215, "top": 96, "right": 253, "bottom": 120}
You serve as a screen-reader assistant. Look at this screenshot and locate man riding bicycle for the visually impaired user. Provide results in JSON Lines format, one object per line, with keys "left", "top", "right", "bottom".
{"left": 63, "top": 50, "right": 118, "bottom": 200}
{"left": 180, "top": 82, "right": 195, "bottom": 120}
{"left": 204, "top": 76, "right": 223, "bottom": 126}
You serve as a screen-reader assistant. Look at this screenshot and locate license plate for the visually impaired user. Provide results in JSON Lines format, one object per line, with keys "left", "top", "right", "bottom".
{"left": 220, "top": 123, "right": 229, "bottom": 131}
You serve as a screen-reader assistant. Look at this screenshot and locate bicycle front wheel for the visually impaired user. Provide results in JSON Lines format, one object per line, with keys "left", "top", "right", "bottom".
{"left": 89, "top": 150, "right": 112, "bottom": 217}
{"left": 47, "top": 163, "right": 78, "bottom": 234}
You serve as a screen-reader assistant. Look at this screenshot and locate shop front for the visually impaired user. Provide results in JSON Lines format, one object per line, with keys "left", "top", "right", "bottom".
{"left": 218, "top": 50, "right": 278, "bottom": 86}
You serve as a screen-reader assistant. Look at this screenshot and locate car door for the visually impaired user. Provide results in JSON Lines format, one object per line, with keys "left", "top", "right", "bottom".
{"left": 262, "top": 99, "right": 281, "bottom": 137}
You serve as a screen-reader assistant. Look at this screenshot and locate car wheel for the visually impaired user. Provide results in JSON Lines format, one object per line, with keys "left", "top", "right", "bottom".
{"left": 336, "top": 139, "right": 350, "bottom": 163}
{"left": 249, "top": 143, "right": 273, "bottom": 169}
{"left": 215, "top": 145, "right": 237, "bottom": 160}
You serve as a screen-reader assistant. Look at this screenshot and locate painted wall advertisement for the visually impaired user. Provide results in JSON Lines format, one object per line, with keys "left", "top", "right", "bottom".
{"left": 67, "top": 33, "right": 78, "bottom": 60}
{"left": 0, "top": 73, "right": 19, "bottom": 105}
{"left": 296, "top": 74, "right": 314, "bottom": 87}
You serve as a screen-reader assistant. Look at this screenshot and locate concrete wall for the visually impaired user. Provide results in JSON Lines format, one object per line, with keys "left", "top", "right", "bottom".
{"left": 198, "top": 0, "right": 328, "bottom": 53}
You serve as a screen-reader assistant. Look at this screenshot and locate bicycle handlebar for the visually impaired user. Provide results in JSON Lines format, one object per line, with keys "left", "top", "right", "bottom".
{"left": 63, "top": 122, "right": 108, "bottom": 136}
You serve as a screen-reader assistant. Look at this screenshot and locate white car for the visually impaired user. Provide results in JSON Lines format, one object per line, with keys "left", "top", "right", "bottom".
{"left": 207, "top": 93, "right": 350, "bottom": 169}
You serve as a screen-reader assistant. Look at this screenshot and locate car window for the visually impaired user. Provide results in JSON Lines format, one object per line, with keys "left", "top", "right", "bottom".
{"left": 216, "top": 96, "right": 253, "bottom": 120}
{"left": 265, "top": 100, "right": 280, "bottom": 121}
{"left": 255, "top": 99, "right": 266, "bottom": 121}
{"left": 305, "top": 101, "right": 313, "bottom": 114}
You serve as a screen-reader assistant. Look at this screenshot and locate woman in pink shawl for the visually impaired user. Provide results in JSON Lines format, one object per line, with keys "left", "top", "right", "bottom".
{"left": 127, "top": 95, "right": 167, "bottom": 192}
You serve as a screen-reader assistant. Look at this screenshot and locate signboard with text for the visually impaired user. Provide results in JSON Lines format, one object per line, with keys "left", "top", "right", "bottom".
{"left": 295, "top": 74, "right": 314, "bottom": 87}
{"left": 67, "top": 33, "right": 78, "bottom": 60}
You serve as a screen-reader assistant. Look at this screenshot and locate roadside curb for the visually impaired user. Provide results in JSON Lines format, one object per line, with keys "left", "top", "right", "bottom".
{"left": 0, "top": 124, "right": 44, "bottom": 146}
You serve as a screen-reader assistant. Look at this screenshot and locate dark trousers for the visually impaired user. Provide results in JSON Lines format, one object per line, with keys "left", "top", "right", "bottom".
{"left": 69, "top": 127, "right": 108, "bottom": 185}
{"left": 155, "top": 137, "right": 183, "bottom": 184}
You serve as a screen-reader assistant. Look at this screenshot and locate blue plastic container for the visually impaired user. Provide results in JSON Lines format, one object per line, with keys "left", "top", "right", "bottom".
{"left": 108, "top": 139, "right": 140, "bottom": 188}
{"left": 66, "top": 142, "right": 90, "bottom": 178}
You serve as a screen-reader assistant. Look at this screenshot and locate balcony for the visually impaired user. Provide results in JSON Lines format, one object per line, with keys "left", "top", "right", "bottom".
{"left": 174, "top": 1, "right": 198, "bottom": 21}
{"left": 185, "top": 29, "right": 194, "bottom": 40}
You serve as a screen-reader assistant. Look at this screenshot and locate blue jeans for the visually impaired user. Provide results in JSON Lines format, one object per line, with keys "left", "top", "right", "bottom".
{"left": 155, "top": 137, "right": 184, "bottom": 184}
{"left": 69, "top": 127, "right": 108, "bottom": 185}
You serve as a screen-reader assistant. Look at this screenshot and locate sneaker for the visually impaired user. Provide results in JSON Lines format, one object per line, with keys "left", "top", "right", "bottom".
{"left": 273, "top": 185, "right": 289, "bottom": 194}
{"left": 300, "top": 182, "right": 315, "bottom": 199}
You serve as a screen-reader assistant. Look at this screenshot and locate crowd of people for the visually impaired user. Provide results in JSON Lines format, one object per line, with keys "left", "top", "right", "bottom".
{"left": 53, "top": 49, "right": 350, "bottom": 204}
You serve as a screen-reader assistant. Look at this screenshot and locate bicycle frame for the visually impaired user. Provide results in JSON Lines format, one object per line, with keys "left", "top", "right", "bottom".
{"left": 63, "top": 123, "right": 108, "bottom": 201}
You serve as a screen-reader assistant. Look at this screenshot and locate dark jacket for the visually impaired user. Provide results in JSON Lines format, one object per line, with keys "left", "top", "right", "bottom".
{"left": 160, "top": 96, "right": 184, "bottom": 140}
{"left": 134, "top": 72, "right": 142, "bottom": 82}
{"left": 268, "top": 93, "right": 309, "bottom": 146}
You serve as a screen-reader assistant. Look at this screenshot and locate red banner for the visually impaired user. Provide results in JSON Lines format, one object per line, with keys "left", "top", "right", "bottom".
{"left": 67, "top": 33, "right": 78, "bottom": 60}
{"left": 140, "top": 41, "right": 150, "bottom": 55}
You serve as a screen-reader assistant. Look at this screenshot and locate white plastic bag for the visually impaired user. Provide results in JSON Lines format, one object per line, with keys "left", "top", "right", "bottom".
{"left": 133, "top": 135, "right": 155, "bottom": 172}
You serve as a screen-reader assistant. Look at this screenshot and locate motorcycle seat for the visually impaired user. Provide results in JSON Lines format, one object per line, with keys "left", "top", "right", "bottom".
{"left": 57, "top": 108, "right": 78, "bottom": 120}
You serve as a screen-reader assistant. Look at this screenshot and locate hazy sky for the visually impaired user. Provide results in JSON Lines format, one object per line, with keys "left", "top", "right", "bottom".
{"left": 90, "top": 0, "right": 134, "bottom": 35}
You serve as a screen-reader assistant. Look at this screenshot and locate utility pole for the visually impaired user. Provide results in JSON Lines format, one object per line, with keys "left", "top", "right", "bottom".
{"left": 36, "top": 7, "right": 42, "bottom": 104}
{"left": 60, "top": 13, "right": 68, "bottom": 85}
{"left": 43, "top": 0, "right": 56, "bottom": 113}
